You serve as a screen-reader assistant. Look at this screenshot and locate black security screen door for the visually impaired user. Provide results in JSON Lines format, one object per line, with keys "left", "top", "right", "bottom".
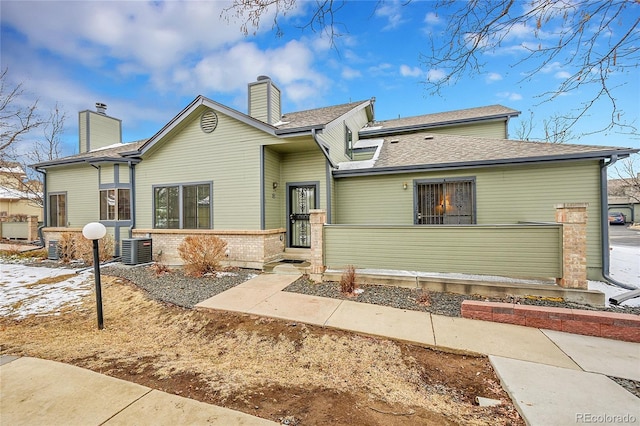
{"left": 289, "top": 185, "right": 316, "bottom": 248}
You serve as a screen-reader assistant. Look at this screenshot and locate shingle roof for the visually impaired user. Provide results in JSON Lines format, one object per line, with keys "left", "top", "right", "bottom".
{"left": 361, "top": 105, "right": 520, "bottom": 134}
{"left": 276, "top": 100, "right": 369, "bottom": 131}
{"left": 348, "top": 132, "right": 637, "bottom": 172}
{"left": 32, "top": 140, "right": 146, "bottom": 168}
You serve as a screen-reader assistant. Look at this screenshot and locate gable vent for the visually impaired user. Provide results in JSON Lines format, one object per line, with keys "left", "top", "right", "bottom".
{"left": 200, "top": 110, "right": 219, "bottom": 133}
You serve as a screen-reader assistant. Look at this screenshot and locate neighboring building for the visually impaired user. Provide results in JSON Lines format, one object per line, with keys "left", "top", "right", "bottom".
{"left": 33, "top": 77, "right": 638, "bottom": 282}
{"left": 608, "top": 176, "right": 640, "bottom": 223}
{"left": 0, "top": 161, "right": 43, "bottom": 221}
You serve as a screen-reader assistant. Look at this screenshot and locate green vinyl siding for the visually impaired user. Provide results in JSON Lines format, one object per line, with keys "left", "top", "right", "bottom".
{"left": 334, "top": 160, "right": 602, "bottom": 275}
{"left": 136, "top": 108, "right": 278, "bottom": 230}
{"left": 281, "top": 149, "right": 327, "bottom": 210}
{"left": 47, "top": 165, "right": 99, "bottom": 227}
{"left": 319, "top": 108, "right": 370, "bottom": 164}
{"left": 79, "top": 111, "right": 121, "bottom": 153}
{"left": 264, "top": 147, "right": 283, "bottom": 229}
{"left": 325, "top": 224, "right": 562, "bottom": 279}
{"left": 100, "top": 165, "right": 115, "bottom": 185}
{"left": 249, "top": 84, "right": 268, "bottom": 123}
{"left": 426, "top": 120, "right": 507, "bottom": 139}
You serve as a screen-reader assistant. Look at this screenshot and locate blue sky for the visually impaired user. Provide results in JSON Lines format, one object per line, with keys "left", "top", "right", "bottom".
{"left": 1, "top": 0, "right": 638, "bottom": 160}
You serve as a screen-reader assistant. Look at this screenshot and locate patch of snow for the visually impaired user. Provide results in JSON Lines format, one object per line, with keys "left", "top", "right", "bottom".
{"left": 337, "top": 139, "right": 384, "bottom": 170}
{"left": 609, "top": 245, "right": 640, "bottom": 289}
{"left": 0, "top": 264, "right": 93, "bottom": 319}
{"left": 588, "top": 281, "right": 640, "bottom": 308}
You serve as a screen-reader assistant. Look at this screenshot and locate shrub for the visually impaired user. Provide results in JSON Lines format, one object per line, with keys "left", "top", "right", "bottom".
{"left": 57, "top": 232, "right": 114, "bottom": 265}
{"left": 340, "top": 265, "right": 358, "bottom": 295}
{"left": 177, "top": 235, "right": 227, "bottom": 277}
{"left": 58, "top": 232, "right": 76, "bottom": 263}
{"left": 76, "top": 234, "right": 114, "bottom": 265}
{"left": 149, "top": 262, "right": 171, "bottom": 276}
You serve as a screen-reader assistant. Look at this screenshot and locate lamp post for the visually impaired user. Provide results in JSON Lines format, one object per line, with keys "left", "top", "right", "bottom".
{"left": 82, "top": 222, "right": 107, "bottom": 330}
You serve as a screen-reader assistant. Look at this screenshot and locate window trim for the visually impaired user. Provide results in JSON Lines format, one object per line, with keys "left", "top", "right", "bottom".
{"left": 413, "top": 177, "right": 476, "bottom": 225}
{"left": 152, "top": 181, "right": 213, "bottom": 229}
{"left": 99, "top": 188, "right": 131, "bottom": 221}
{"left": 48, "top": 192, "right": 67, "bottom": 227}
{"left": 345, "top": 125, "right": 353, "bottom": 159}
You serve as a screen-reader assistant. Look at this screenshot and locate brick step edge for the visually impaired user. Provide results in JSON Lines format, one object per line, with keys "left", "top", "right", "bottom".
{"left": 461, "top": 301, "right": 640, "bottom": 343}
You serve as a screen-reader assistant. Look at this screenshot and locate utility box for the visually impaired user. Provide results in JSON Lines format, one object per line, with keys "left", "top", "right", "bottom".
{"left": 121, "top": 238, "right": 152, "bottom": 265}
{"left": 48, "top": 240, "right": 59, "bottom": 260}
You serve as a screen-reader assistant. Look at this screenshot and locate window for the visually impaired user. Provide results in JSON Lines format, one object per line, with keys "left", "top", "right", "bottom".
{"left": 49, "top": 193, "right": 66, "bottom": 227}
{"left": 154, "top": 183, "right": 211, "bottom": 229}
{"left": 100, "top": 189, "right": 130, "bottom": 221}
{"left": 415, "top": 178, "right": 475, "bottom": 224}
{"left": 345, "top": 126, "right": 353, "bottom": 159}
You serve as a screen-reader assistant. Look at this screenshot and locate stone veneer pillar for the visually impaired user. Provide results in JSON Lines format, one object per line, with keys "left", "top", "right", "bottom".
{"left": 27, "top": 215, "right": 39, "bottom": 241}
{"left": 309, "top": 209, "right": 326, "bottom": 280}
{"left": 555, "top": 203, "right": 589, "bottom": 289}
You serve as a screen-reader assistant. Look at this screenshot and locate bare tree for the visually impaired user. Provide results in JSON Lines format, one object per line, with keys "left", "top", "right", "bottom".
{"left": 514, "top": 111, "right": 576, "bottom": 143}
{"left": 0, "top": 69, "right": 66, "bottom": 207}
{"left": 612, "top": 156, "right": 640, "bottom": 204}
{"left": 424, "top": 0, "right": 638, "bottom": 136}
{"left": 0, "top": 68, "right": 46, "bottom": 154}
{"left": 223, "top": 1, "right": 639, "bottom": 137}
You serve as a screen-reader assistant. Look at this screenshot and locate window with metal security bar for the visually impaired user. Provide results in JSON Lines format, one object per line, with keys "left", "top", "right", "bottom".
{"left": 414, "top": 178, "right": 476, "bottom": 224}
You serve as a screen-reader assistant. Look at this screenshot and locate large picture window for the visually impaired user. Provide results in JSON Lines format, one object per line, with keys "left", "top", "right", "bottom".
{"left": 154, "top": 183, "right": 211, "bottom": 229}
{"left": 100, "top": 189, "right": 131, "bottom": 221}
{"left": 49, "top": 193, "right": 66, "bottom": 227}
{"left": 415, "top": 178, "right": 475, "bottom": 225}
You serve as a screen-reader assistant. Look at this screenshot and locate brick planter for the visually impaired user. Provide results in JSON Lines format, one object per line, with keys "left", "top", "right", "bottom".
{"left": 461, "top": 300, "right": 640, "bottom": 343}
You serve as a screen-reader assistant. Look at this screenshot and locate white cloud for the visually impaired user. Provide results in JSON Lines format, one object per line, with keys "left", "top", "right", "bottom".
{"left": 375, "top": 1, "right": 406, "bottom": 30}
{"left": 400, "top": 65, "right": 423, "bottom": 78}
{"left": 424, "top": 12, "right": 441, "bottom": 25}
{"left": 427, "top": 69, "right": 446, "bottom": 82}
{"left": 341, "top": 67, "right": 362, "bottom": 80}
{"left": 554, "top": 71, "right": 572, "bottom": 79}
{"left": 486, "top": 72, "right": 503, "bottom": 82}
{"left": 496, "top": 91, "right": 523, "bottom": 101}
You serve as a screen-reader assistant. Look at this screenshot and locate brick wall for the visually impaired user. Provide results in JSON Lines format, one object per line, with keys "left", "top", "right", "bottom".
{"left": 461, "top": 300, "right": 640, "bottom": 343}
{"left": 555, "top": 203, "right": 588, "bottom": 289}
{"left": 132, "top": 228, "right": 285, "bottom": 269}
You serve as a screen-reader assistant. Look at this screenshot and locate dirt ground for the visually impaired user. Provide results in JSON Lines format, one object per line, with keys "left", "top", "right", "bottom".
{"left": 1, "top": 276, "right": 523, "bottom": 425}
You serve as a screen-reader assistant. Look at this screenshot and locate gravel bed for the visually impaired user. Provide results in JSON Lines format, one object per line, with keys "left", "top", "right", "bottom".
{"left": 101, "top": 264, "right": 258, "bottom": 308}
{"left": 283, "top": 276, "right": 640, "bottom": 317}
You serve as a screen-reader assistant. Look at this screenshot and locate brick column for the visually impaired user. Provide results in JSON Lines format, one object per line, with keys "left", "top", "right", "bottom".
{"left": 309, "top": 209, "right": 326, "bottom": 280}
{"left": 555, "top": 203, "right": 588, "bottom": 289}
{"left": 27, "top": 215, "right": 39, "bottom": 241}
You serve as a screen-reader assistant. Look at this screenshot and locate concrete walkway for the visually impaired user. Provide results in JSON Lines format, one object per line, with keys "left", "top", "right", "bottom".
{"left": 196, "top": 274, "right": 640, "bottom": 426}
{"left": 3, "top": 273, "right": 638, "bottom": 425}
{"left": 0, "top": 356, "right": 276, "bottom": 426}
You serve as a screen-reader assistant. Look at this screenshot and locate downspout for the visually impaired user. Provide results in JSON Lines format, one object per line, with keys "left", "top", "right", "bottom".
{"left": 35, "top": 167, "right": 47, "bottom": 247}
{"left": 128, "top": 161, "right": 136, "bottom": 238}
{"left": 600, "top": 155, "right": 637, "bottom": 290}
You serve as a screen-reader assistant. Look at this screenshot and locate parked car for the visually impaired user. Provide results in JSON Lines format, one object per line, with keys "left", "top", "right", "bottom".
{"left": 608, "top": 212, "right": 626, "bottom": 225}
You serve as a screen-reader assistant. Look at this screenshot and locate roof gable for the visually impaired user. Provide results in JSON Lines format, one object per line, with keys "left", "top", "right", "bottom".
{"left": 276, "top": 100, "right": 372, "bottom": 133}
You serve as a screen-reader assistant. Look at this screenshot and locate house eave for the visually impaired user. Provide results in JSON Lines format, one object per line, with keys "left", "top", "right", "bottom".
{"left": 332, "top": 150, "right": 637, "bottom": 178}
{"left": 359, "top": 113, "right": 520, "bottom": 138}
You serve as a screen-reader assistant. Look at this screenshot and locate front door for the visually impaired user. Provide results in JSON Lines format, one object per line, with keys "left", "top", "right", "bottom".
{"left": 288, "top": 184, "right": 317, "bottom": 248}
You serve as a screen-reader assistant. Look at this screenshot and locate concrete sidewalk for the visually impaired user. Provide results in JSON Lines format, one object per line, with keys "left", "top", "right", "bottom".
{"left": 3, "top": 273, "right": 637, "bottom": 426}
{"left": 0, "top": 356, "right": 276, "bottom": 426}
{"left": 196, "top": 273, "right": 640, "bottom": 426}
